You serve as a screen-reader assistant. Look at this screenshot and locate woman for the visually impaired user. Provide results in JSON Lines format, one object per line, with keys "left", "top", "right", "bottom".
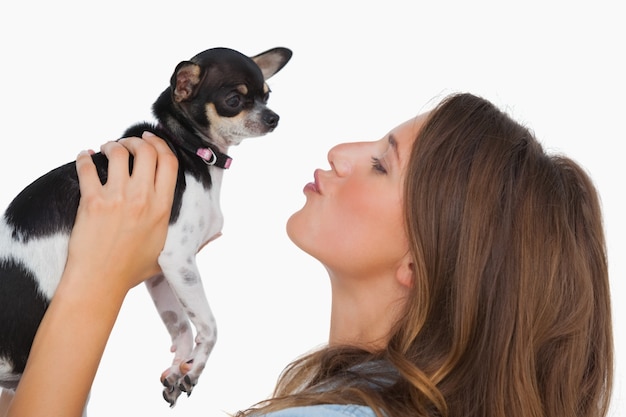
{"left": 3, "top": 93, "right": 613, "bottom": 417}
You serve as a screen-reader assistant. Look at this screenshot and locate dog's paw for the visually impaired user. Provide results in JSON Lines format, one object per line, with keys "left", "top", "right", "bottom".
{"left": 160, "top": 363, "right": 200, "bottom": 406}
{"left": 162, "top": 376, "right": 184, "bottom": 407}
{"left": 178, "top": 371, "right": 199, "bottom": 395}
{"left": 161, "top": 367, "right": 185, "bottom": 406}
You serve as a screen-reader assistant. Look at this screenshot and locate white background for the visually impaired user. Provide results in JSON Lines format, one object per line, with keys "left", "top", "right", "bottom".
{"left": 0, "top": 1, "right": 623, "bottom": 416}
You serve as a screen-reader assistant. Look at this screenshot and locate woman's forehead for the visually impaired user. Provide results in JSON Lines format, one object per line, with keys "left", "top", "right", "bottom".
{"left": 389, "top": 113, "right": 428, "bottom": 151}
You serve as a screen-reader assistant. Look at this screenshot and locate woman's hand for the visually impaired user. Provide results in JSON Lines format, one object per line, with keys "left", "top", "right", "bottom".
{"left": 6, "top": 132, "right": 178, "bottom": 417}
{"left": 66, "top": 132, "right": 179, "bottom": 294}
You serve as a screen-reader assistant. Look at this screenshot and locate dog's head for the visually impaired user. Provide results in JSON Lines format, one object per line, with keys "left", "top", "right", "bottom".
{"left": 168, "top": 47, "right": 292, "bottom": 148}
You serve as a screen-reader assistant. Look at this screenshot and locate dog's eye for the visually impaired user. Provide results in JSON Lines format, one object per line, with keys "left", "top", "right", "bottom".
{"left": 263, "top": 92, "right": 270, "bottom": 103}
{"left": 225, "top": 94, "right": 242, "bottom": 108}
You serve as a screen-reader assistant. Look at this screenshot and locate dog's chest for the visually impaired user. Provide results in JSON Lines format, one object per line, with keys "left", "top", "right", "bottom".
{"left": 165, "top": 171, "right": 224, "bottom": 253}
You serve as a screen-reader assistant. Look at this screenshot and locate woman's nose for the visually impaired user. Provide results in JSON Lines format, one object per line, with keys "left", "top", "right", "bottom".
{"left": 327, "top": 143, "right": 353, "bottom": 177}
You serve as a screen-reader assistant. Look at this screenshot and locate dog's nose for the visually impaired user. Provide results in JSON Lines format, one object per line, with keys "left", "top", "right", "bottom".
{"left": 263, "top": 110, "right": 280, "bottom": 129}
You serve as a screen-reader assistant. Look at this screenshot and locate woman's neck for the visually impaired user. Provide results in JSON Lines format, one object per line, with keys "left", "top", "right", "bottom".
{"left": 327, "top": 270, "right": 409, "bottom": 351}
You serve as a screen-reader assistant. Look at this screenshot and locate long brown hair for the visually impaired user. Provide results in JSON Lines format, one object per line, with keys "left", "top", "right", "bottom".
{"left": 237, "top": 93, "right": 613, "bottom": 417}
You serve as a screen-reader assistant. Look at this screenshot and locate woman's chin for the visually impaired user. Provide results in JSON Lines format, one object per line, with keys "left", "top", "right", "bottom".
{"left": 285, "top": 210, "right": 301, "bottom": 245}
{"left": 285, "top": 210, "right": 317, "bottom": 257}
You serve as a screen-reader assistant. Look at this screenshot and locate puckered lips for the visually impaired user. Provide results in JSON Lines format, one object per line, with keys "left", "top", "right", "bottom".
{"left": 304, "top": 169, "right": 323, "bottom": 194}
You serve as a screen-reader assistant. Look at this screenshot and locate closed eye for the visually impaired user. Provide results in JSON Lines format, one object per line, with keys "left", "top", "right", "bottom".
{"left": 371, "top": 157, "right": 388, "bottom": 174}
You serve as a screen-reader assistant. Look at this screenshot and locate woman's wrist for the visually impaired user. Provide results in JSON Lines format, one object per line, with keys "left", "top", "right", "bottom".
{"left": 55, "top": 258, "right": 132, "bottom": 304}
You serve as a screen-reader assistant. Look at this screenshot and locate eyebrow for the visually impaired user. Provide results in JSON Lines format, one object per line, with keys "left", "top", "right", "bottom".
{"left": 388, "top": 134, "right": 400, "bottom": 161}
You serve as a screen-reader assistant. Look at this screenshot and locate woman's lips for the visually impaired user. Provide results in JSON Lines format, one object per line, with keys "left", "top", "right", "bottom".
{"left": 304, "top": 169, "right": 322, "bottom": 194}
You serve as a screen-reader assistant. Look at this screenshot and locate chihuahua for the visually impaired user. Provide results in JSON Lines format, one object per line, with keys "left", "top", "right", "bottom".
{"left": 0, "top": 46, "right": 292, "bottom": 407}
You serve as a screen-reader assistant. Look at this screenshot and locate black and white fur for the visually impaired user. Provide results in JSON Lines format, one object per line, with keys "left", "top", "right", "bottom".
{"left": 0, "top": 46, "right": 292, "bottom": 407}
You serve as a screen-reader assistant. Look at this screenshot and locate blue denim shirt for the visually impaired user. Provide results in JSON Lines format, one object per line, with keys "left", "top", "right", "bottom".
{"left": 255, "top": 404, "right": 376, "bottom": 417}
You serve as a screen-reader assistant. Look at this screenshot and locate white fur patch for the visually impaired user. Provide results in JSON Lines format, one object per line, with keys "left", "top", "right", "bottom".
{"left": 0, "top": 358, "right": 20, "bottom": 388}
{"left": 162, "top": 171, "right": 223, "bottom": 256}
{"left": 0, "top": 218, "right": 69, "bottom": 300}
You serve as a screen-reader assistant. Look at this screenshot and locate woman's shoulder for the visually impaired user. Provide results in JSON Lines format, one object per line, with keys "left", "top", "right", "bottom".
{"left": 254, "top": 404, "right": 376, "bottom": 417}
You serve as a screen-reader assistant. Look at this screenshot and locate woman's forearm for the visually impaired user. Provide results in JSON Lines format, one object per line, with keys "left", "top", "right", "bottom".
{"left": 7, "top": 266, "right": 127, "bottom": 417}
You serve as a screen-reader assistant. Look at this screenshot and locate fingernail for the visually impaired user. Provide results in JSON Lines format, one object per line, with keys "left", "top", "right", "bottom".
{"left": 77, "top": 149, "right": 95, "bottom": 157}
{"left": 142, "top": 131, "right": 156, "bottom": 138}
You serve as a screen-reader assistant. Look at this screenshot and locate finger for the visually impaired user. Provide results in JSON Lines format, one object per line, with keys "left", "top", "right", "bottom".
{"left": 100, "top": 140, "right": 133, "bottom": 187}
{"left": 117, "top": 136, "right": 158, "bottom": 187}
{"left": 141, "top": 132, "right": 178, "bottom": 198}
{"left": 75, "top": 150, "right": 100, "bottom": 198}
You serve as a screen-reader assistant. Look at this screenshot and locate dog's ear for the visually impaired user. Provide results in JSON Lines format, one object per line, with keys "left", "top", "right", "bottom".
{"left": 171, "top": 61, "right": 204, "bottom": 103}
{"left": 251, "top": 47, "right": 293, "bottom": 80}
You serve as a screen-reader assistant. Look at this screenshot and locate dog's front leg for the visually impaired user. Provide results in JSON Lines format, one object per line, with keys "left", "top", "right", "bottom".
{"left": 156, "top": 255, "right": 217, "bottom": 404}
{"left": 145, "top": 273, "right": 195, "bottom": 406}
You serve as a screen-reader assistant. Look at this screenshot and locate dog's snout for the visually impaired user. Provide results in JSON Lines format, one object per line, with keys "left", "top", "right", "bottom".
{"left": 263, "top": 110, "right": 280, "bottom": 129}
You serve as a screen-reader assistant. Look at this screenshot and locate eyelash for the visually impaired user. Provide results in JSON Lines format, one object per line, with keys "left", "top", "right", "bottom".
{"left": 371, "top": 157, "right": 388, "bottom": 174}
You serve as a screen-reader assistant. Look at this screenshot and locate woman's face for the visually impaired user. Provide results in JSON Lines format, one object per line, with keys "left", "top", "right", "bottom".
{"left": 287, "top": 114, "right": 427, "bottom": 279}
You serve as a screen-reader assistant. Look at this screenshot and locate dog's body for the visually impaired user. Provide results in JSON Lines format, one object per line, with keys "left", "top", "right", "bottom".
{"left": 0, "top": 46, "right": 292, "bottom": 406}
